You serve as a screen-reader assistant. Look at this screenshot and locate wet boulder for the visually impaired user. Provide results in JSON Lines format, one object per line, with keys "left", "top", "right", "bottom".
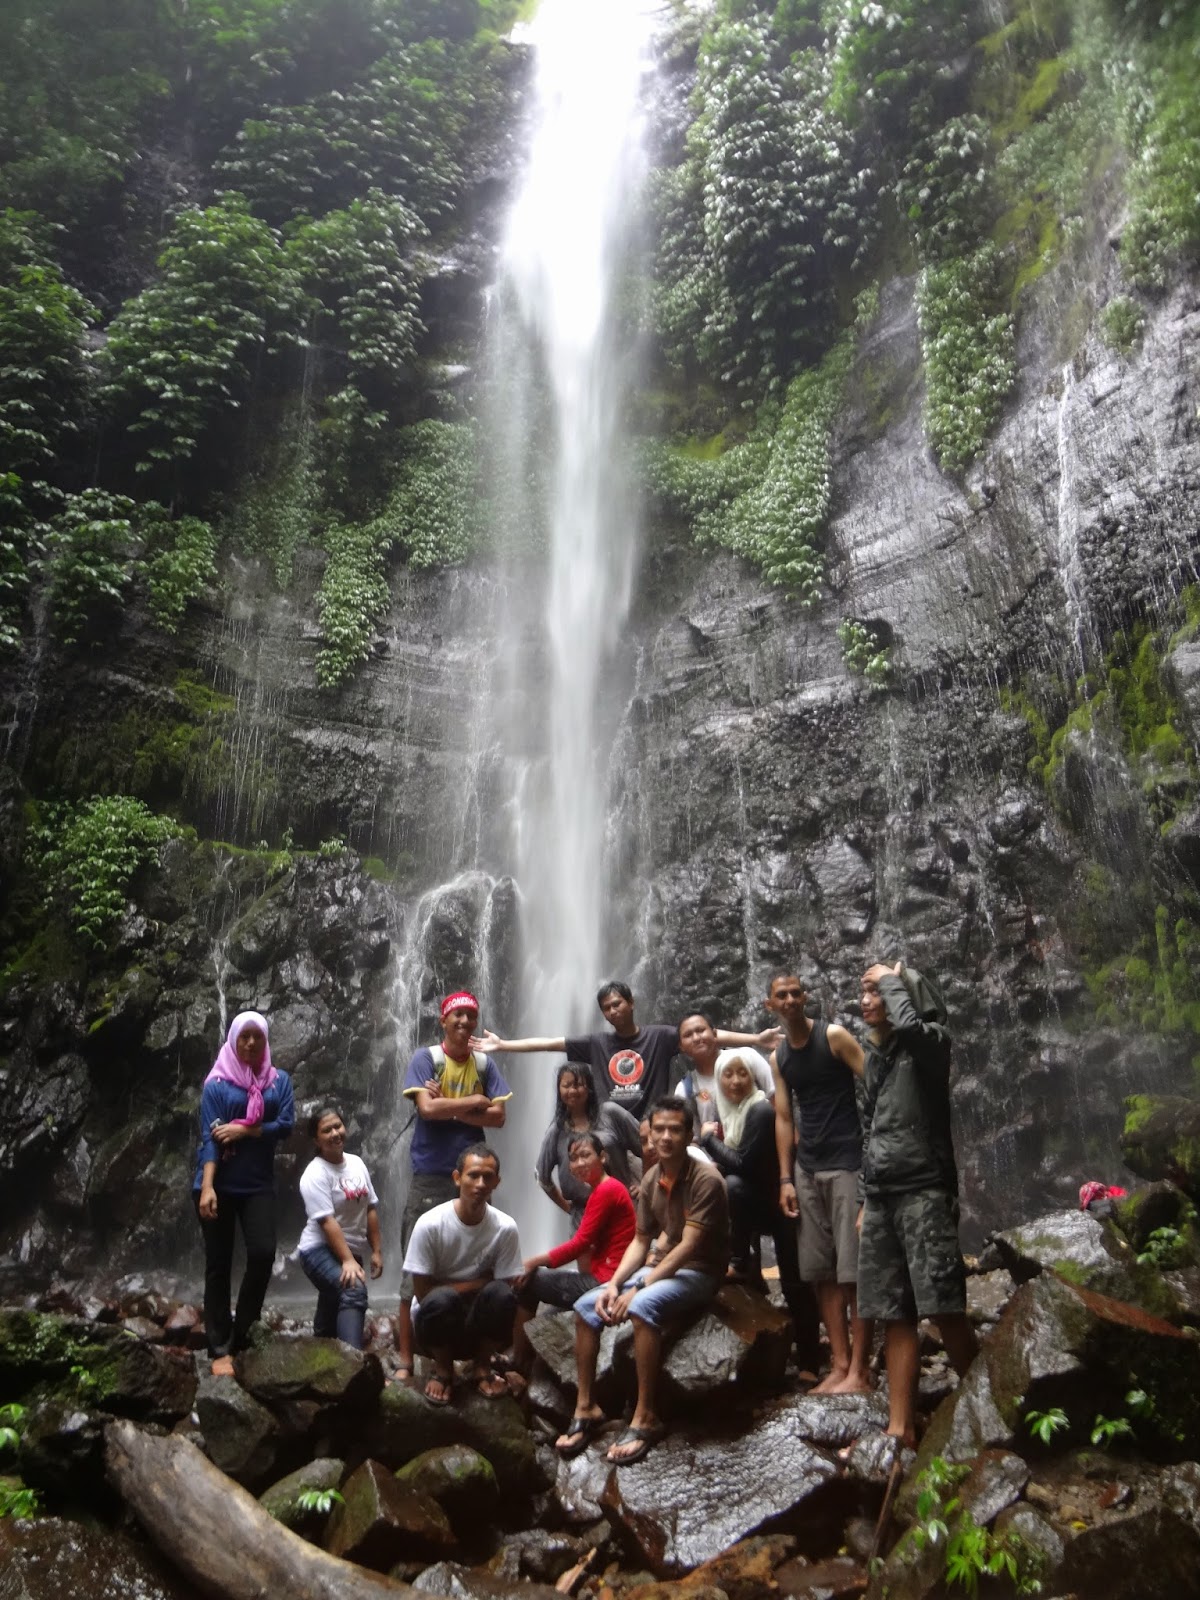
{"left": 0, "top": 1051, "right": 89, "bottom": 1209}
{"left": 550, "top": 1436, "right": 615, "bottom": 1524}
{"left": 784, "top": 1390, "right": 890, "bottom": 1451}
{"left": 18, "top": 1395, "right": 111, "bottom": 1500}
{"left": 194, "top": 1367, "right": 291, "bottom": 1489}
{"left": 362, "top": 1380, "right": 536, "bottom": 1495}
{"left": 991, "top": 1207, "right": 1175, "bottom": 1315}
{"left": 774, "top": 1555, "right": 867, "bottom": 1599}
{"left": 620, "top": 1534, "right": 798, "bottom": 1600}
{"left": 0, "top": 1515, "right": 196, "bottom": 1600}
{"left": 410, "top": 1560, "right": 561, "bottom": 1598}
{"left": 236, "top": 1334, "right": 384, "bottom": 1412}
{"left": 600, "top": 1395, "right": 839, "bottom": 1575}
{"left": 325, "top": 1458, "right": 454, "bottom": 1570}
{"left": 1122, "top": 1095, "right": 1200, "bottom": 1199}
{"left": 661, "top": 1287, "right": 793, "bottom": 1400}
{"left": 394, "top": 1443, "right": 499, "bottom": 1530}
{"left": 919, "top": 1271, "right": 1200, "bottom": 1468}
{"left": 259, "top": 1456, "right": 345, "bottom": 1538}
{"left": 524, "top": 1309, "right": 632, "bottom": 1413}
{"left": 493, "top": 1527, "right": 593, "bottom": 1584}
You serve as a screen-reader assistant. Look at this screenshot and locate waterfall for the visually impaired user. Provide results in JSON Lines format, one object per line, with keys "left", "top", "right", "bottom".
{"left": 480, "top": 0, "right": 657, "bottom": 1243}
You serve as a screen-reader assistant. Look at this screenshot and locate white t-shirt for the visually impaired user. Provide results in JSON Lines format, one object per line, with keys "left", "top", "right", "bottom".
{"left": 298, "top": 1153, "right": 378, "bottom": 1255}
{"left": 403, "top": 1199, "right": 523, "bottom": 1305}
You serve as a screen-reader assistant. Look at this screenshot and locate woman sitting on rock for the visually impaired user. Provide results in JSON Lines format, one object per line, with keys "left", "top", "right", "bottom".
{"left": 194, "top": 1010, "right": 295, "bottom": 1377}
{"left": 297, "top": 1106, "right": 382, "bottom": 1350}
{"left": 536, "top": 1064, "right": 642, "bottom": 1228}
{"left": 509, "top": 1131, "right": 636, "bottom": 1390}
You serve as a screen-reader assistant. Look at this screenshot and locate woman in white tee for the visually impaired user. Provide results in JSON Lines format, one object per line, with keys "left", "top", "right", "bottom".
{"left": 297, "top": 1106, "right": 382, "bottom": 1348}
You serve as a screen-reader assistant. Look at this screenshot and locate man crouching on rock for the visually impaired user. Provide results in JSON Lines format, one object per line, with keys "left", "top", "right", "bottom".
{"left": 857, "top": 962, "right": 978, "bottom": 1451}
{"left": 556, "top": 1095, "right": 730, "bottom": 1464}
{"left": 403, "top": 1143, "right": 523, "bottom": 1405}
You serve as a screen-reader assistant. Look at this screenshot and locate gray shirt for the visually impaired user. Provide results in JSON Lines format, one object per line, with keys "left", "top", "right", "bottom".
{"left": 536, "top": 1102, "right": 643, "bottom": 1224}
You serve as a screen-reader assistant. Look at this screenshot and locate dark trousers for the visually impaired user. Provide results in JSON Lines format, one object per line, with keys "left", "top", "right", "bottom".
{"left": 727, "top": 1173, "right": 822, "bottom": 1373}
{"left": 194, "top": 1189, "right": 276, "bottom": 1358}
{"left": 413, "top": 1281, "right": 517, "bottom": 1360}
{"left": 299, "top": 1243, "right": 369, "bottom": 1348}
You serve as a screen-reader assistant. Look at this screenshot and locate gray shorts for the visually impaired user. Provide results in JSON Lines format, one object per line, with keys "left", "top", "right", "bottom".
{"left": 796, "top": 1168, "right": 861, "bottom": 1284}
{"left": 856, "top": 1187, "right": 966, "bottom": 1322}
{"left": 399, "top": 1170, "right": 458, "bottom": 1301}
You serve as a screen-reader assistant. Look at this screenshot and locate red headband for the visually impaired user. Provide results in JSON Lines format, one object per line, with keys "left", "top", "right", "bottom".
{"left": 441, "top": 991, "right": 479, "bottom": 1020}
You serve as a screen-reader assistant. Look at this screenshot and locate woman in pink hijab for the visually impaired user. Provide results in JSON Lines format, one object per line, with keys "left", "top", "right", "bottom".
{"left": 193, "top": 1010, "right": 295, "bottom": 1376}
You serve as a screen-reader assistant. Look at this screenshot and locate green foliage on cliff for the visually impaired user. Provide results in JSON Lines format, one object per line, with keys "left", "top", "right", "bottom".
{"left": 917, "top": 246, "right": 1016, "bottom": 474}
{"left": 36, "top": 795, "right": 181, "bottom": 947}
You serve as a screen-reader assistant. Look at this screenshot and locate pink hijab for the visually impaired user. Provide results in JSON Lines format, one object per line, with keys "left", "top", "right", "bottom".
{"left": 205, "top": 1011, "right": 277, "bottom": 1127}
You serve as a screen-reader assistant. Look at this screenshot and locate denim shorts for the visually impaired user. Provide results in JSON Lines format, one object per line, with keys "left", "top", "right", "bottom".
{"left": 574, "top": 1266, "right": 720, "bottom": 1331}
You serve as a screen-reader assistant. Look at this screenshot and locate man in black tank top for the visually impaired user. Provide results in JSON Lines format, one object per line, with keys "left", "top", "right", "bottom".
{"left": 768, "top": 972, "right": 873, "bottom": 1395}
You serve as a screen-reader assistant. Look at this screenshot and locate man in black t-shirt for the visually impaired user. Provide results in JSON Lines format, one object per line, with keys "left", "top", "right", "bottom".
{"left": 768, "top": 970, "right": 871, "bottom": 1395}
{"left": 478, "top": 981, "right": 776, "bottom": 1127}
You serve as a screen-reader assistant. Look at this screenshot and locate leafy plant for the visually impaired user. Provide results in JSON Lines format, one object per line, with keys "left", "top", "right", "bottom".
{"left": 1136, "top": 1225, "right": 1184, "bottom": 1267}
{"left": 143, "top": 513, "right": 219, "bottom": 632}
{"left": 317, "top": 836, "right": 348, "bottom": 859}
{"left": 1090, "top": 1413, "right": 1134, "bottom": 1447}
{"left": 43, "top": 489, "right": 139, "bottom": 645}
{"left": 1099, "top": 295, "right": 1146, "bottom": 354}
{"left": 295, "top": 1486, "right": 344, "bottom": 1515}
{"left": 0, "top": 1483, "right": 40, "bottom": 1519}
{"left": 69, "top": 1361, "right": 101, "bottom": 1397}
{"left": 0, "top": 1402, "right": 25, "bottom": 1453}
{"left": 1025, "top": 1406, "right": 1069, "bottom": 1445}
{"left": 917, "top": 243, "right": 1016, "bottom": 474}
{"left": 838, "top": 619, "right": 892, "bottom": 685}
{"left": 906, "top": 1456, "right": 1042, "bottom": 1596}
{"left": 37, "top": 795, "right": 181, "bottom": 947}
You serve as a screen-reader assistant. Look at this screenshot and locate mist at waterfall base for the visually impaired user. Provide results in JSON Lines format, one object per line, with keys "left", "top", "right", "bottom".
{"left": 376, "top": 0, "right": 658, "bottom": 1267}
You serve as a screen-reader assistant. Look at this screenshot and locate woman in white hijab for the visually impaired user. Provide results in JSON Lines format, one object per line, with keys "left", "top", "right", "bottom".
{"left": 697, "top": 1055, "right": 775, "bottom": 1282}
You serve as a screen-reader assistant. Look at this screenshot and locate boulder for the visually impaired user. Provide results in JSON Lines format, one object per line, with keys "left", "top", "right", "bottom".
{"left": 0, "top": 1515, "right": 197, "bottom": 1600}
{"left": 918, "top": 1272, "right": 1200, "bottom": 1469}
{"left": 621, "top": 1535, "right": 798, "bottom": 1600}
{"left": 194, "top": 1367, "right": 291, "bottom": 1489}
{"left": 492, "top": 1527, "right": 592, "bottom": 1584}
{"left": 325, "top": 1459, "right": 454, "bottom": 1571}
{"left": 783, "top": 1390, "right": 890, "bottom": 1450}
{"left": 259, "top": 1456, "right": 345, "bottom": 1537}
{"left": 957, "top": 1448, "right": 1029, "bottom": 1526}
{"left": 410, "top": 1561, "right": 561, "bottom": 1598}
{"left": 1116, "top": 1181, "right": 1199, "bottom": 1255}
{"left": 394, "top": 1444, "right": 499, "bottom": 1529}
{"left": 774, "top": 1555, "right": 868, "bottom": 1599}
{"left": 363, "top": 1379, "right": 536, "bottom": 1494}
{"left": 550, "top": 1436, "right": 616, "bottom": 1524}
{"left": 18, "top": 1395, "right": 111, "bottom": 1499}
{"left": 991, "top": 1208, "right": 1175, "bottom": 1315}
{"left": 1122, "top": 1095, "right": 1200, "bottom": 1199}
{"left": 236, "top": 1334, "right": 384, "bottom": 1411}
{"left": 600, "top": 1396, "right": 839, "bottom": 1575}
{"left": 522, "top": 1287, "right": 792, "bottom": 1415}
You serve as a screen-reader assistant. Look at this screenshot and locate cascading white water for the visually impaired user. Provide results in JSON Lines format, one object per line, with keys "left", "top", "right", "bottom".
{"left": 481, "top": 0, "right": 657, "bottom": 1242}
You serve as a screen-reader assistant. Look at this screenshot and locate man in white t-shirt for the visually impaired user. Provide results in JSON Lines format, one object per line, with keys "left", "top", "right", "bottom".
{"left": 403, "top": 1142, "right": 523, "bottom": 1405}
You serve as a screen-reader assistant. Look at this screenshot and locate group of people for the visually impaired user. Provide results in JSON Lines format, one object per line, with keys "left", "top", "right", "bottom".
{"left": 192, "top": 961, "right": 977, "bottom": 1457}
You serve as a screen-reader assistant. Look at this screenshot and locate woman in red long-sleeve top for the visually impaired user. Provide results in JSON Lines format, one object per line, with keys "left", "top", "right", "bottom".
{"left": 509, "top": 1131, "right": 636, "bottom": 1381}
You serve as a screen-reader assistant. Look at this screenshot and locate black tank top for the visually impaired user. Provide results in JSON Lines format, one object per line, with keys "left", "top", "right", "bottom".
{"left": 777, "top": 1020, "right": 861, "bottom": 1173}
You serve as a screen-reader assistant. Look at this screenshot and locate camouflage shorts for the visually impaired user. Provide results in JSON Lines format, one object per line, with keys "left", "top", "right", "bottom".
{"left": 856, "top": 1187, "right": 966, "bottom": 1322}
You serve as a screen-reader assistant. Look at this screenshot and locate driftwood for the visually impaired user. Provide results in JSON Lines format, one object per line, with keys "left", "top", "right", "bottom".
{"left": 104, "top": 1418, "right": 442, "bottom": 1600}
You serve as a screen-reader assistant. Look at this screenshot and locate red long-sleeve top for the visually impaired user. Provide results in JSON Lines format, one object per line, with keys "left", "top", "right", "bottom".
{"left": 545, "top": 1175, "right": 636, "bottom": 1282}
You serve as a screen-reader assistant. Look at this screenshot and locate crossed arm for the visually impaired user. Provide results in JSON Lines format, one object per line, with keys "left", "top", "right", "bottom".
{"left": 412, "top": 1084, "right": 507, "bottom": 1128}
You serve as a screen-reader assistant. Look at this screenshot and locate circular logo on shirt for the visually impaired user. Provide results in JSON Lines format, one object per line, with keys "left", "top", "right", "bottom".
{"left": 609, "top": 1049, "right": 645, "bottom": 1087}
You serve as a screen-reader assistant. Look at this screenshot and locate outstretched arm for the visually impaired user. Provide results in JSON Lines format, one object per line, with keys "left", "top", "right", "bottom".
{"left": 472, "top": 1029, "right": 567, "bottom": 1054}
{"left": 717, "top": 1026, "right": 783, "bottom": 1052}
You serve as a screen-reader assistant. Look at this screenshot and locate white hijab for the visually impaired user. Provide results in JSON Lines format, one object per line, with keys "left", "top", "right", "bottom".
{"left": 715, "top": 1056, "right": 767, "bottom": 1150}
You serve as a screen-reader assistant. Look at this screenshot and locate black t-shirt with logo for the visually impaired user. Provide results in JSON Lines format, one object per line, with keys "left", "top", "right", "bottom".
{"left": 565, "top": 1024, "right": 679, "bottom": 1122}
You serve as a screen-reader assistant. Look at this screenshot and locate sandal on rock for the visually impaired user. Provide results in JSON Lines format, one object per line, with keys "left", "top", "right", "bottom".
{"left": 555, "top": 1414, "right": 605, "bottom": 1459}
{"left": 607, "top": 1423, "right": 666, "bottom": 1465}
{"left": 474, "top": 1370, "right": 508, "bottom": 1399}
{"left": 210, "top": 1355, "right": 235, "bottom": 1378}
{"left": 388, "top": 1364, "right": 414, "bottom": 1387}
{"left": 423, "top": 1371, "right": 454, "bottom": 1407}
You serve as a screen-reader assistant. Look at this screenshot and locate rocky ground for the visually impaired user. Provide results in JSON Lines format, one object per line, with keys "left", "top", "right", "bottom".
{"left": 4, "top": 1188, "right": 1200, "bottom": 1600}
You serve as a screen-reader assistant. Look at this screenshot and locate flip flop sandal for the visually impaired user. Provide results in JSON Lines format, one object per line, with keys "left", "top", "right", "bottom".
{"left": 388, "top": 1364, "right": 414, "bottom": 1387}
{"left": 423, "top": 1373, "right": 454, "bottom": 1407}
{"left": 607, "top": 1423, "right": 666, "bottom": 1465}
{"left": 555, "top": 1414, "right": 605, "bottom": 1458}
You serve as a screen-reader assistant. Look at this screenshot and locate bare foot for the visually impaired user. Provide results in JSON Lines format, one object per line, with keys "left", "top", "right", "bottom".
{"left": 210, "top": 1354, "right": 235, "bottom": 1378}
{"left": 810, "top": 1369, "right": 849, "bottom": 1395}
{"left": 823, "top": 1372, "right": 874, "bottom": 1395}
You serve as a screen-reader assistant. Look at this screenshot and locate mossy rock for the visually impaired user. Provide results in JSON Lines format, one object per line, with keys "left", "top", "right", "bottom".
{"left": 363, "top": 1382, "right": 536, "bottom": 1498}
{"left": 0, "top": 1312, "right": 122, "bottom": 1401}
{"left": 325, "top": 1458, "right": 454, "bottom": 1570}
{"left": 259, "top": 1456, "right": 345, "bottom": 1539}
{"left": 236, "top": 1335, "right": 384, "bottom": 1411}
{"left": 992, "top": 1208, "right": 1181, "bottom": 1320}
{"left": 1116, "top": 1182, "right": 1198, "bottom": 1256}
{"left": 394, "top": 1443, "right": 498, "bottom": 1529}
{"left": 1122, "top": 1095, "right": 1200, "bottom": 1200}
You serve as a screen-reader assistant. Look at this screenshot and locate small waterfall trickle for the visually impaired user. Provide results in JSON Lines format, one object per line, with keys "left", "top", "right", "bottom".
{"left": 1055, "top": 360, "right": 1091, "bottom": 673}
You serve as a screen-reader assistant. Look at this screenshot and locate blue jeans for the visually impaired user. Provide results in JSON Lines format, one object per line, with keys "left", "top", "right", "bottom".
{"left": 298, "top": 1244, "right": 369, "bottom": 1348}
{"left": 574, "top": 1266, "right": 720, "bottom": 1331}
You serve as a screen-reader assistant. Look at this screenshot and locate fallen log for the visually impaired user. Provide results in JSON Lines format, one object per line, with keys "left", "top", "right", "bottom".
{"left": 104, "top": 1418, "right": 440, "bottom": 1600}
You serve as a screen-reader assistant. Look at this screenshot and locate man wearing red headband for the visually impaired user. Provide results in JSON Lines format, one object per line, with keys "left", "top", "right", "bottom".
{"left": 394, "top": 990, "right": 512, "bottom": 1385}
